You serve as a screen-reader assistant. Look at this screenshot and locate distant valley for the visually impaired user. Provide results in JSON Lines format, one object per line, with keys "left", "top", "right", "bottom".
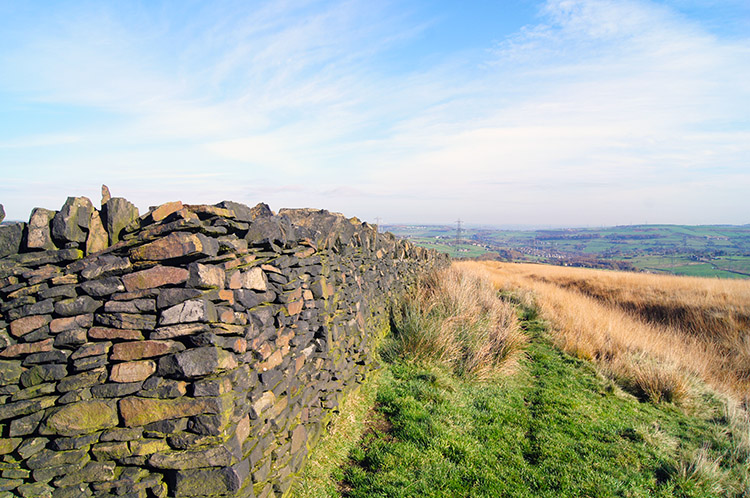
{"left": 383, "top": 224, "right": 750, "bottom": 279}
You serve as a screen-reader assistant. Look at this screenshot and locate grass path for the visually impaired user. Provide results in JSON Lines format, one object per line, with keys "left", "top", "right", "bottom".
{"left": 337, "top": 312, "right": 745, "bottom": 497}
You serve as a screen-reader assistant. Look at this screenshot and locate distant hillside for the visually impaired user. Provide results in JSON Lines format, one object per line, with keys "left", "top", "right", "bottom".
{"left": 383, "top": 224, "right": 750, "bottom": 279}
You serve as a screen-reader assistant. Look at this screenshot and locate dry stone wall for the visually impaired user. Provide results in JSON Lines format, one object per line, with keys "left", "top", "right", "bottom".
{"left": 0, "top": 196, "right": 447, "bottom": 498}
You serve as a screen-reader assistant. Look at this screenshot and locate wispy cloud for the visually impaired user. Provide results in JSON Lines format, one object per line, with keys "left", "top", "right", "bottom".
{"left": 0, "top": 0, "right": 748, "bottom": 225}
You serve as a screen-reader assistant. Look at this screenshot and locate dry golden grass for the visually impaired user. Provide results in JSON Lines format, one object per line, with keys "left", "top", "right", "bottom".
{"left": 459, "top": 261, "right": 750, "bottom": 406}
{"left": 389, "top": 265, "right": 526, "bottom": 381}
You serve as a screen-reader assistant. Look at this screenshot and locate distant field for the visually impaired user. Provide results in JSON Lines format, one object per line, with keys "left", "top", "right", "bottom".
{"left": 385, "top": 224, "right": 750, "bottom": 279}
{"left": 406, "top": 237, "right": 492, "bottom": 258}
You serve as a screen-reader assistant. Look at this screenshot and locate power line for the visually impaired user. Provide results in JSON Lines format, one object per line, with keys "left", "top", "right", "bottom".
{"left": 455, "top": 218, "right": 462, "bottom": 256}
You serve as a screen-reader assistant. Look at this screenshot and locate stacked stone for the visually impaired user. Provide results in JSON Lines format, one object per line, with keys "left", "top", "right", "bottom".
{"left": 0, "top": 197, "right": 447, "bottom": 498}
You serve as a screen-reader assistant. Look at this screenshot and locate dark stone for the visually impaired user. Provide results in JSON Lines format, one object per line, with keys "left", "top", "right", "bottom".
{"left": 173, "top": 461, "right": 249, "bottom": 497}
{"left": 9, "top": 409, "right": 45, "bottom": 436}
{"left": 26, "top": 208, "right": 57, "bottom": 250}
{"left": 148, "top": 445, "right": 233, "bottom": 469}
{"left": 0, "top": 222, "right": 24, "bottom": 258}
{"left": 22, "top": 325, "right": 51, "bottom": 343}
{"left": 260, "top": 369, "right": 283, "bottom": 391}
{"left": 217, "top": 235, "right": 248, "bottom": 254}
{"left": 49, "top": 483, "right": 91, "bottom": 498}
{"left": 100, "top": 427, "right": 143, "bottom": 442}
{"left": 158, "top": 346, "right": 237, "bottom": 379}
{"left": 95, "top": 313, "right": 156, "bottom": 330}
{"left": 51, "top": 196, "right": 95, "bottom": 244}
{"left": 139, "top": 376, "right": 186, "bottom": 399}
{"left": 102, "top": 197, "right": 139, "bottom": 244}
{"left": 166, "top": 433, "right": 222, "bottom": 450}
{"left": 187, "top": 414, "right": 224, "bottom": 436}
{"left": 6, "top": 298, "right": 54, "bottom": 321}
{"left": 248, "top": 306, "right": 275, "bottom": 327}
{"left": 39, "top": 284, "right": 78, "bottom": 299}
{"left": 50, "top": 432, "right": 100, "bottom": 451}
{"left": 54, "top": 328, "right": 88, "bottom": 348}
{"left": 26, "top": 447, "right": 89, "bottom": 470}
{"left": 0, "top": 359, "right": 23, "bottom": 385}
{"left": 91, "top": 381, "right": 143, "bottom": 398}
{"left": 103, "top": 298, "right": 155, "bottom": 313}
{"left": 187, "top": 332, "right": 220, "bottom": 347}
{"left": 267, "top": 271, "right": 287, "bottom": 284}
{"left": 143, "top": 417, "right": 187, "bottom": 436}
{"left": 31, "top": 460, "right": 88, "bottom": 485}
{"left": 234, "top": 289, "right": 275, "bottom": 308}
{"left": 252, "top": 458, "right": 271, "bottom": 483}
{"left": 20, "top": 363, "right": 68, "bottom": 387}
{"left": 55, "top": 296, "right": 102, "bottom": 316}
{"left": 0, "top": 396, "right": 58, "bottom": 421}
{"left": 13, "top": 248, "right": 83, "bottom": 267}
{"left": 11, "top": 381, "right": 56, "bottom": 401}
{"left": 0, "top": 296, "right": 33, "bottom": 317}
{"left": 80, "top": 255, "right": 132, "bottom": 280}
{"left": 16, "top": 437, "right": 48, "bottom": 459}
{"left": 57, "top": 367, "right": 108, "bottom": 393}
{"left": 196, "top": 233, "right": 220, "bottom": 258}
{"left": 57, "top": 388, "right": 92, "bottom": 405}
{"left": 245, "top": 215, "right": 293, "bottom": 247}
{"left": 192, "top": 377, "right": 231, "bottom": 397}
{"left": 156, "top": 288, "right": 202, "bottom": 309}
{"left": 216, "top": 201, "right": 254, "bottom": 222}
{"left": 73, "top": 354, "right": 108, "bottom": 372}
{"left": 80, "top": 277, "right": 125, "bottom": 297}
{"left": 52, "top": 461, "right": 115, "bottom": 487}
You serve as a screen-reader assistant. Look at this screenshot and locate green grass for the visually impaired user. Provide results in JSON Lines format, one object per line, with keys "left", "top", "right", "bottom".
{"left": 669, "top": 263, "right": 745, "bottom": 279}
{"left": 291, "top": 371, "right": 383, "bottom": 498}
{"left": 407, "top": 237, "right": 493, "bottom": 258}
{"left": 339, "top": 315, "right": 748, "bottom": 497}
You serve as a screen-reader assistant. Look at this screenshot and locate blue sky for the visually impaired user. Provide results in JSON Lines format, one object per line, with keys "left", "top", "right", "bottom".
{"left": 1, "top": 0, "right": 749, "bottom": 226}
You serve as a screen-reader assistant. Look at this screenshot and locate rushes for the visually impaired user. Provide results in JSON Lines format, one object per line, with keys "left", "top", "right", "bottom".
{"left": 607, "top": 356, "right": 690, "bottom": 404}
{"left": 388, "top": 266, "right": 525, "bottom": 381}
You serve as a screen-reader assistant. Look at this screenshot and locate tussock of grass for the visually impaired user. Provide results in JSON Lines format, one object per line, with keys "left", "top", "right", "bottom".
{"left": 386, "top": 266, "right": 525, "bottom": 381}
{"left": 606, "top": 355, "right": 690, "bottom": 404}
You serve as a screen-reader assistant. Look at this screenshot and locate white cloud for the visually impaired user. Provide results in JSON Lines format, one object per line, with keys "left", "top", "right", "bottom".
{"left": 0, "top": 0, "right": 748, "bottom": 225}
{"left": 356, "top": 0, "right": 750, "bottom": 223}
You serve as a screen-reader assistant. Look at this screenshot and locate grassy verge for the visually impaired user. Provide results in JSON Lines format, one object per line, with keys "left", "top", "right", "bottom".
{"left": 291, "top": 371, "right": 383, "bottom": 498}
{"left": 340, "top": 312, "right": 749, "bottom": 497}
